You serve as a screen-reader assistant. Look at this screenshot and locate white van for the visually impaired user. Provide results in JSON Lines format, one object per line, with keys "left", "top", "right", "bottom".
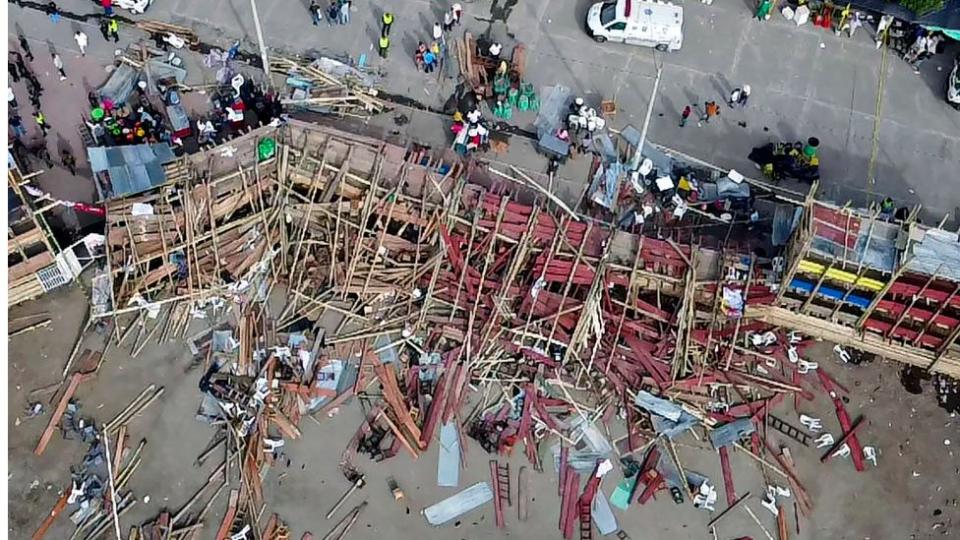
{"left": 586, "top": 0, "right": 683, "bottom": 51}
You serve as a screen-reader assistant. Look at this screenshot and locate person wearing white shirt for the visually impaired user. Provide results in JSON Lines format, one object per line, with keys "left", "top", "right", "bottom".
{"left": 74, "top": 31, "right": 88, "bottom": 56}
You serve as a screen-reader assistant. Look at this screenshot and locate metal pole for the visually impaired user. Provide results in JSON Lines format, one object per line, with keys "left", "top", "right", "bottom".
{"left": 632, "top": 65, "right": 663, "bottom": 168}
{"left": 249, "top": 0, "right": 272, "bottom": 89}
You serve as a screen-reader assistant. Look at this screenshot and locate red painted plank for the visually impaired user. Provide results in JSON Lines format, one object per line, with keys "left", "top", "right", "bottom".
{"left": 817, "top": 370, "right": 865, "bottom": 472}
{"left": 719, "top": 446, "right": 737, "bottom": 505}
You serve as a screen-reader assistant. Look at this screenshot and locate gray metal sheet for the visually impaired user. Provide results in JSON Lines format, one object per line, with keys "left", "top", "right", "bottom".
{"left": 422, "top": 482, "right": 493, "bottom": 526}
{"left": 437, "top": 422, "right": 461, "bottom": 487}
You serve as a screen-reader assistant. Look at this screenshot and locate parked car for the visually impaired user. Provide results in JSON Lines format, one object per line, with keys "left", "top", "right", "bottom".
{"left": 586, "top": 0, "right": 683, "bottom": 51}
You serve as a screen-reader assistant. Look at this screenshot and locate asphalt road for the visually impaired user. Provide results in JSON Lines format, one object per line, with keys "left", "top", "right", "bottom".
{"left": 11, "top": 0, "right": 960, "bottom": 221}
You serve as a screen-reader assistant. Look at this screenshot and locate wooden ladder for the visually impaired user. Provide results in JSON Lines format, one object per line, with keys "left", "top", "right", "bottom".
{"left": 489, "top": 460, "right": 511, "bottom": 528}
{"left": 577, "top": 498, "right": 594, "bottom": 540}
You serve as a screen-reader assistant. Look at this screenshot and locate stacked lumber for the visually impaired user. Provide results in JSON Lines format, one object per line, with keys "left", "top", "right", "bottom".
{"left": 270, "top": 55, "right": 388, "bottom": 115}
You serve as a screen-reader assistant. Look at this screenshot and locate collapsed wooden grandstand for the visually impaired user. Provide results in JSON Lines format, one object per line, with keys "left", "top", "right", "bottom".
{"left": 94, "top": 119, "right": 960, "bottom": 384}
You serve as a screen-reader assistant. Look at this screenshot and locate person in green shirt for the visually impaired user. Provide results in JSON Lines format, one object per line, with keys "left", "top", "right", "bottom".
{"left": 756, "top": 0, "right": 773, "bottom": 20}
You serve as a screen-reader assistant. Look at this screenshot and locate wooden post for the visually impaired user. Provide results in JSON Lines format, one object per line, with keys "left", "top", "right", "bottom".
{"left": 35, "top": 372, "right": 83, "bottom": 455}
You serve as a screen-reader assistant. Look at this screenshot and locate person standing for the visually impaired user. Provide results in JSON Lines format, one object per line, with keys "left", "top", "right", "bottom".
{"left": 48, "top": 1, "right": 62, "bottom": 23}
{"left": 108, "top": 18, "right": 120, "bottom": 42}
{"left": 61, "top": 149, "right": 77, "bottom": 176}
{"left": 19, "top": 35, "right": 34, "bottom": 62}
{"left": 704, "top": 101, "right": 719, "bottom": 122}
{"left": 13, "top": 51, "right": 28, "bottom": 76}
{"left": 74, "top": 31, "right": 89, "bottom": 56}
{"left": 10, "top": 114, "right": 27, "bottom": 138}
{"left": 451, "top": 3, "right": 463, "bottom": 26}
{"left": 424, "top": 48, "right": 436, "bottom": 73}
{"left": 728, "top": 87, "right": 742, "bottom": 108}
{"left": 737, "top": 85, "right": 751, "bottom": 107}
{"left": 34, "top": 111, "right": 50, "bottom": 136}
{"left": 880, "top": 197, "right": 895, "bottom": 220}
{"left": 875, "top": 14, "right": 894, "bottom": 49}
{"left": 53, "top": 53, "right": 67, "bottom": 81}
{"left": 381, "top": 12, "right": 394, "bottom": 36}
{"left": 309, "top": 1, "right": 322, "bottom": 25}
{"left": 443, "top": 10, "right": 454, "bottom": 32}
{"left": 338, "top": 0, "right": 350, "bottom": 25}
{"left": 101, "top": 0, "right": 113, "bottom": 15}
{"left": 433, "top": 22, "right": 443, "bottom": 41}
{"left": 414, "top": 41, "right": 426, "bottom": 70}
{"left": 8, "top": 58, "right": 21, "bottom": 83}
{"left": 326, "top": 1, "right": 338, "bottom": 24}
{"left": 378, "top": 35, "right": 390, "bottom": 58}
{"left": 679, "top": 105, "right": 691, "bottom": 127}
{"left": 8, "top": 86, "right": 18, "bottom": 109}
{"left": 755, "top": 0, "right": 772, "bottom": 20}
{"left": 99, "top": 18, "right": 111, "bottom": 40}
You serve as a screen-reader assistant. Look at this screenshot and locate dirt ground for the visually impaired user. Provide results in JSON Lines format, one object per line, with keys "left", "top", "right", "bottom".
{"left": 7, "top": 284, "right": 960, "bottom": 540}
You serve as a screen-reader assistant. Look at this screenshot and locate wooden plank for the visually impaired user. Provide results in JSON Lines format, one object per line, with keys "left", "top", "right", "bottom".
{"left": 214, "top": 490, "right": 240, "bottom": 540}
{"left": 35, "top": 372, "right": 83, "bottom": 455}
{"left": 9, "top": 252, "right": 54, "bottom": 281}
{"left": 270, "top": 410, "right": 302, "bottom": 440}
{"left": 9, "top": 227, "right": 45, "bottom": 254}
{"left": 31, "top": 488, "right": 70, "bottom": 540}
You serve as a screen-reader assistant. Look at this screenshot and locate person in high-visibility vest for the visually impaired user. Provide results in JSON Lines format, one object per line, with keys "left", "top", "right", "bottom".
{"left": 34, "top": 111, "right": 50, "bottom": 135}
{"left": 108, "top": 18, "right": 120, "bottom": 43}
{"left": 880, "top": 197, "right": 895, "bottom": 220}
{"left": 381, "top": 12, "right": 394, "bottom": 37}
{"left": 378, "top": 35, "right": 390, "bottom": 58}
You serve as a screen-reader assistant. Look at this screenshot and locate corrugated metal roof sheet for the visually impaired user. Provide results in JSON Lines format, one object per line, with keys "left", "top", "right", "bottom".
{"left": 87, "top": 143, "right": 177, "bottom": 200}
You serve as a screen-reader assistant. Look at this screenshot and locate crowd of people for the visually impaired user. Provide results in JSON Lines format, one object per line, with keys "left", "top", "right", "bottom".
{"left": 7, "top": 35, "right": 81, "bottom": 175}
{"left": 84, "top": 85, "right": 173, "bottom": 148}
{"left": 307, "top": 0, "right": 353, "bottom": 27}
{"left": 450, "top": 107, "right": 492, "bottom": 156}
{"left": 559, "top": 97, "right": 606, "bottom": 153}
{"left": 8, "top": 0, "right": 129, "bottom": 177}
{"left": 408, "top": 6, "right": 461, "bottom": 67}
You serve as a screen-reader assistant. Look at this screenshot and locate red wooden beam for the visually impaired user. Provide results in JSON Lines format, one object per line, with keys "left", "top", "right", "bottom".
{"left": 35, "top": 372, "right": 83, "bottom": 455}
{"left": 31, "top": 488, "right": 70, "bottom": 540}
{"left": 817, "top": 370, "right": 866, "bottom": 472}
{"left": 718, "top": 446, "right": 737, "bottom": 506}
{"left": 560, "top": 466, "right": 580, "bottom": 539}
{"left": 820, "top": 416, "right": 866, "bottom": 463}
{"left": 214, "top": 490, "right": 240, "bottom": 540}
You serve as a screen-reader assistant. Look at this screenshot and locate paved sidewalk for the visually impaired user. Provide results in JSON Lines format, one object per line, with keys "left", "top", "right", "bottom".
{"left": 11, "top": 0, "right": 960, "bottom": 222}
